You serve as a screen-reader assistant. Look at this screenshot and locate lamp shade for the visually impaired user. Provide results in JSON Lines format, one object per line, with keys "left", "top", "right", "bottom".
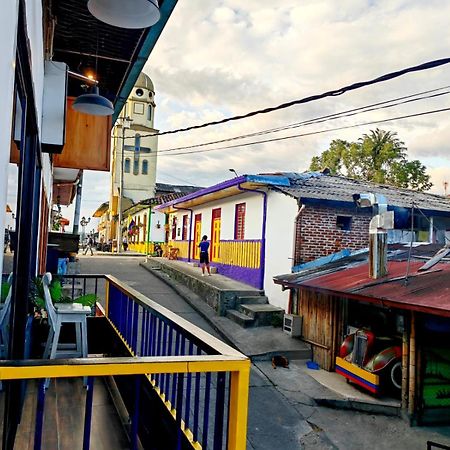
{"left": 72, "top": 86, "right": 114, "bottom": 116}
{"left": 87, "top": 0, "right": 160, "bottom": 29}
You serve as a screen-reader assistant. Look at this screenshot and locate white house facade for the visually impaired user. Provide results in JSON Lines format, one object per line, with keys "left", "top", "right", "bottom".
{"left": 156, "top": 175, "right": 297, "bottom": 309}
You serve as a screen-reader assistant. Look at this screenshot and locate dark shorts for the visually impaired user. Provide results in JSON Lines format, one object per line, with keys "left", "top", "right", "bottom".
{"left": 200, "top": 251, "right": 209, "bottom": 264}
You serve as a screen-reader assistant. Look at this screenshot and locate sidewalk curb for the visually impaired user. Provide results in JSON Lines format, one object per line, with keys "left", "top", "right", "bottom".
{"left": 140, "top": 262, "right": 240, "bottom": 351}
{"left": 314, "top": 397, "right": 401, "bottom": 416}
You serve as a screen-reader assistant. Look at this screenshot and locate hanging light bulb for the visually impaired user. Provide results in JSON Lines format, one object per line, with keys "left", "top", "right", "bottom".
{"left": 72, "top": 86, "right": 114, "bottom": 116}
{"left": 88, "top": 0, "right": 160, "bottom": 29}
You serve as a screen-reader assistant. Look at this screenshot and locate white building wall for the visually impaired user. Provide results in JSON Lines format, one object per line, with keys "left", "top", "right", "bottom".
{"left": 264, "top": 192, "right": 298, "bottom": 310}
{"left": 149, "top": 210, "right": 166, "bottom": 242}
{"left": 26, "top": 0, "right": 44, "bottom": 134}
{"left": 0, "top": 0, "right": 19, "bottom": 277}
{"left": 168, "top": 192, "right": 263, "bottom": 242}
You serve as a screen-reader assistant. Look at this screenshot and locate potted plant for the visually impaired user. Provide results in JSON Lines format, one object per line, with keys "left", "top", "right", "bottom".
{"left": 30, "top": 275, "right": 97, "bottom": 319}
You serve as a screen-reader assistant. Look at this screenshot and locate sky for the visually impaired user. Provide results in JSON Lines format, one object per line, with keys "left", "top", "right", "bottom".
{"left": 7, "top": 0, "right": 450, "bottom": 232}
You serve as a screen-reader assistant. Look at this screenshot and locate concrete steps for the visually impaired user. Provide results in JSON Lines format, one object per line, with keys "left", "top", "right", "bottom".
{"left": 226, "top": 309, "right": 255, "bottom": 328}
{"left": 227, "top": 303, "right": 285, "bottom": 328}
{"left": 239, "top": 303, "right": 284, "bottom": 326}
{"left": 235, "top": 295, "right": 268, "bottom": 306}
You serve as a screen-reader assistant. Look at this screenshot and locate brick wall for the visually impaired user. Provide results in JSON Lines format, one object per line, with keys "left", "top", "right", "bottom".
{"left": 294, "top": 204, "right": 371, "bottom": 263}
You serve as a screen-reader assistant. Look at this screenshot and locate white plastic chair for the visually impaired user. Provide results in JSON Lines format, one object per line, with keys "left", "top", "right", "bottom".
{"left": 42, "top": 273, "right": 91, "bottom": 387}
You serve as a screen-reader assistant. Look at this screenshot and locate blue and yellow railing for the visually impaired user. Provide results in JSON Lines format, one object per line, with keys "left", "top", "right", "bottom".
{"left": 0, "top": 274, "right": 250, "bottom": 450}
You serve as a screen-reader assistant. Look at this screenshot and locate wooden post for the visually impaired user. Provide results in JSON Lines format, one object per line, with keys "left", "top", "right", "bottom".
{"left": 401, "top": 322, "right": 409, "bottom": 410}
{"left": 408, "top": 312, "right": 416, "bottom": 418}
{"left": 228, "top": 363, "right": 250, "bottom": 450}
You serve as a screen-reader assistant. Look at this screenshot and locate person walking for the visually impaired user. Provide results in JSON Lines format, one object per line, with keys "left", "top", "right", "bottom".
{"left": 198, "top": 235, "right": 211, "bottom": 276}
{"left": 84, "top": 235, "right": 94, "bottom": 256}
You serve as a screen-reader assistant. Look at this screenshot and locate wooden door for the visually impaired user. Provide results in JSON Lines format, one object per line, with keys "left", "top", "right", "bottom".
{"left": 193, "top": 214, "right": 202, "bottom": 259}
{"left": 211, "top": 208, "right": 221, "bottom": 262}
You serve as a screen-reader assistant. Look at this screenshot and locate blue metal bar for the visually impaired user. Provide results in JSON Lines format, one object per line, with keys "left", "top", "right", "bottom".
{"left": 171, "top": 331, "right": 180, "bottom": 407}
{"left": 142, "top": 309, "right": 149, "bottom": 356}
{"left": 176, "top": 372, "right": 185, "bottom": 450}
{"left": 147, "top": 313, "right": 154, "bottom": 356}
{"left": 131, "top": 376, "right": 141, "bottom": 450}
{"left": 185, "top": 341, "right": 194, "bottom": 430}
{"left": 160, "top": 322, "right": 168, "bottom": 395}
{"left": 151, "top": 314, "right": 157, "bottom": 356}
{"left": 157, "top": 318, "right": 163, "bottom": 356}
{"left": 193, "top": 346, "right": 202, "bottom": 443}
{"left": 126, "top": 296, "right": 133, "bottom": 343}
{"left": 166, "top": 326, "right": 173, "bottom": 399}
{"left": 202, "top": 372, "right": 212, "bottom": 450}
{"left": 33, "top": 381, "right": 46, "bottom": 450}
{"left": 131, "top": 301, "right": 139, "bottom": 353}
{"left": 213, "top": 372, "right": 226, "bottom": 450}
{"left": 82, "top": 377, "right": 95, "bottom": 450}
{"left": 155, "top": 318, "right": 163, "bottom": 385}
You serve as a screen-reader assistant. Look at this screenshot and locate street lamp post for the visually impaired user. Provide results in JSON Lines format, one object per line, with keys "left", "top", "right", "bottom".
{"left": 80, "top": 216, "right": 90, "bottom": 249}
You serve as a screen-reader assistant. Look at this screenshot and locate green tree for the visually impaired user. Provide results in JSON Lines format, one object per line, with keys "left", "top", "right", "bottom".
{"left": 309, "top": 129, "right": 432, "bottom": 191}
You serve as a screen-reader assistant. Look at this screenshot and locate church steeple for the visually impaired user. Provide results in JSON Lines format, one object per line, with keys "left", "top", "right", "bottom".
{"left": 111, "top": 72, "right": 159, "bottom": 205}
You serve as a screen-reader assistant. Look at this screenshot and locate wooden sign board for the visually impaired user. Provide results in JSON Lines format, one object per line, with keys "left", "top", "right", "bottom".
{"left": 52, "top": 97, "right": 111, "bottom": 171}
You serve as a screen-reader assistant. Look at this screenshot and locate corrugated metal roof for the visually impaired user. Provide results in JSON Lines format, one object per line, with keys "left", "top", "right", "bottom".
{"left": 275, "top": 249, "right": 450, "bottom": 316}
{"left": 273, "top": 172, "right": 450, "bottom": 212}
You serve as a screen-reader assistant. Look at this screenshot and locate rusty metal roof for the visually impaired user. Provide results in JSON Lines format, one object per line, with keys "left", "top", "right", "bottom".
{"left": 275, "top": 255, "right": 450, "bottom": 317}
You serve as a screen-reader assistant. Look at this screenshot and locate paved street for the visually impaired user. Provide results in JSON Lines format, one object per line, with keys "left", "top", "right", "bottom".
{"left": 77, "top": 254, "right": 450, "bottom": 450}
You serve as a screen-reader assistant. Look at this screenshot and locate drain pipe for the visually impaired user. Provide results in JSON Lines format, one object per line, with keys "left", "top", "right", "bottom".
{"left": 237, "top": 184, "right": 267, "bottom": 290}
{"left": 173, "top": 205, "right": 194, "bottom": 261}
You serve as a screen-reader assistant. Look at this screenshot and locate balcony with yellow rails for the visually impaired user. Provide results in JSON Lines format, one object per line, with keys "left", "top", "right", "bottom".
{"left": 0, "top": 274, "right": 250, "bottom": 449}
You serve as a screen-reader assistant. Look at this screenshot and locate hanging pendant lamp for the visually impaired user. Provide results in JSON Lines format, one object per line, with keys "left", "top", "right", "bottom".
{"left": 87, "top": 0, "right": 160, "bottom": 29}
{"left": 72, "top": 86, "right": 114, "bottom": 116}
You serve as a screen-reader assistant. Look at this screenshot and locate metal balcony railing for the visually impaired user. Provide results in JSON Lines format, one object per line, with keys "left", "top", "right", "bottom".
{"left": 0, "top": 274, "right": 250, "bottom": 450}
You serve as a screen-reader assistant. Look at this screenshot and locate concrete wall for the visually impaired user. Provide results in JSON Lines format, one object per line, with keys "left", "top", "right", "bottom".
{"left": 265, "top": 191, "right": 298, "bottom": 310}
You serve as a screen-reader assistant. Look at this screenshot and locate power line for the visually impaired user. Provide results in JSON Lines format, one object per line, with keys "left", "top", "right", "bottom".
{"left": 122, "top": 57, "right": 450, "bottom": 138}
{"left": 155, "top": 87, "right": 450, "bottom": 154}
{"left": 150, "top": 106, "right": 450, "bottom": 157}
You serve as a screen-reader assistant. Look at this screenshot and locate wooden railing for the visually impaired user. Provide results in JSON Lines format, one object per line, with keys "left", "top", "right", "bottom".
{"left": 219, "top": 240, "right": 261, "bottom": 269}
{"left": 0, "top": 274, "right": 250, "bottom": 450}
{"left": 167, "top": 240, "right": 190, "bottom": 260}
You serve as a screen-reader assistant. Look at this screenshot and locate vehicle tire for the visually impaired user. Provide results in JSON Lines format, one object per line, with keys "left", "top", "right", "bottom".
{"left": 390, "top": 361, "right": 402, "bottom": 390}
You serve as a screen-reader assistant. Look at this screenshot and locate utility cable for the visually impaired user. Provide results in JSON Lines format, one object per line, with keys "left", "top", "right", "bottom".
{"left": 127, "top": 57, "right": 450, "bottom": 137}
{"left": 148, "top": 106, "right": 450, "bottom": 158}
{"left": 154, "top": 88, "right": 450, "bottom": 153}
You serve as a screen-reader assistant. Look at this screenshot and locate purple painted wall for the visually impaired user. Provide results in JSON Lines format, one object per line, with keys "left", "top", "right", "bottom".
{"left": 212, "top": 263, "right": 262, "bottom": 289}
{"left": 175, "top": 257, "right": 261, "bottom": 288}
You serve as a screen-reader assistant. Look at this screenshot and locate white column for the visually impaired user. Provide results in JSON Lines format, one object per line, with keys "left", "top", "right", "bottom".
{"left": 0, "top": 1, "right": 19, "bottom": 276}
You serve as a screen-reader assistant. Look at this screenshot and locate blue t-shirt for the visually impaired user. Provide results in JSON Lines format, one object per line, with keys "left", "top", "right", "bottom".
{"left": 199, "top": 241, "right": 210, "bottom": 252}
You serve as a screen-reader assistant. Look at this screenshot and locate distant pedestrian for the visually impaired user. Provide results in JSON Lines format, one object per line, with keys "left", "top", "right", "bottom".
{"left": 198, "top": 235, "right": 211, "bottom": 276}
{"left": 122, "top": 236, "right": 128, "bottom": 252}
{"left": 84, "top": 236, "right": 94, "bottom": 256}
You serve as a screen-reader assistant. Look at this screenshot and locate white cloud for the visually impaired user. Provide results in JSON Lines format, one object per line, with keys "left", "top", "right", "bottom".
{"left": 65, "top": 0, "right": 450, "bottom": 223}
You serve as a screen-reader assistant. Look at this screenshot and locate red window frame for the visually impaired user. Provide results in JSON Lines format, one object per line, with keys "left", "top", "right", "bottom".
{"left": 234, "top": 203, "right": 246, "bottom": 240}
{"left": 182, "top": 214, "right": 188, "bottom": 240}
{"left": 171, "top": 216, "right": 177, "bottom": 240}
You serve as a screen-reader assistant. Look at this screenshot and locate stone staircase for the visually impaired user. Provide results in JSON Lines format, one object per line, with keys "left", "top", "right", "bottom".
{"left": 226, "top": 294, "right": 284, "bottom": 328}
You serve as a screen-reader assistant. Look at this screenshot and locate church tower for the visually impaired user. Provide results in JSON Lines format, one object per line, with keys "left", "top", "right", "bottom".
{"left": 111, "top": 72, "right": 158, "bottom": 207}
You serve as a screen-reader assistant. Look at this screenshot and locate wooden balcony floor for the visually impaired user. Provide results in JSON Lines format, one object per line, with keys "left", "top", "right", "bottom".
{"left": 0, "top": 377, "right": 130, "bottom": 450}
